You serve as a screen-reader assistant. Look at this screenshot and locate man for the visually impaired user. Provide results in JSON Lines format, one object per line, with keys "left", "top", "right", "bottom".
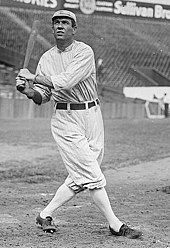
{"left": 97, "top": 58, "right": 104, "bottom": 84}
{"left": 16, "top": 10, "right": 142, "bottom": 239}
{"left": 162, "top": 93, "right": 169, "bottom": 118}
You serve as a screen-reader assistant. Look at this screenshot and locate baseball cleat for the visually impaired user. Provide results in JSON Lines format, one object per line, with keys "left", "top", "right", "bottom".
{"left": 36, "top": 214, "right": 57, "bottom": 233}
{"left": 109, "top": 224, "right": 143, "bottom": 239}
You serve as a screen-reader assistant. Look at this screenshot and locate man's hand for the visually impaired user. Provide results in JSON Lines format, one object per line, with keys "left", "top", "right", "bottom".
{"left": 16, "top": 76, "right": 27, "bottom": 92}
{"left": 16, "top": 76, "right": 34, "bottom": 97}
{"left": 18, "top": 68, "right": 36, "bottom": 81}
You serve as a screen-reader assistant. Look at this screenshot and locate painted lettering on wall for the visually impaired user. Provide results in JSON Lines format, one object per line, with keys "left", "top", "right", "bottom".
{"left": 114, "top": 1, "right": 170, "bottom": 20}
{"left": 12, "top": 0, "right": 58, "bottom": 8}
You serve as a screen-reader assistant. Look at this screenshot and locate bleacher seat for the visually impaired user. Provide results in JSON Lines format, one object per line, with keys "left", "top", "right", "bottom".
{"left": 0, "top": 8, "right": 170, "bottom": 89}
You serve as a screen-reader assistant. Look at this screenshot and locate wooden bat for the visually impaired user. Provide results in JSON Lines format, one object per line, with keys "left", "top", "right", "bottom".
{"left": 17, "top": 20, "right": 40, "bottom": 91}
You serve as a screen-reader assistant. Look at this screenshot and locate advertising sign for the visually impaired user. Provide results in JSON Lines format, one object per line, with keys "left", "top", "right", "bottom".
{"left": 63, "top": 0, "right": 170, "bottom": 21}
{"left": 113, "top": 0, "right": 170, "bottom": 20}
{"left": 1, "top": 0, "right": 170, "bottom": 21}
{"left": 0, "top": 0, "right": 63, "bottom": 10}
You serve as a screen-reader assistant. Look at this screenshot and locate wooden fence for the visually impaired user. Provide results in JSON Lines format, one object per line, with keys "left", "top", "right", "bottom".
{"left": 0, "top": 97, "right": 147, "bottom": 119}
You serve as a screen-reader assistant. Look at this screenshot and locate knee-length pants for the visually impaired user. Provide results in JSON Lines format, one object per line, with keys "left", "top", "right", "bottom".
{"left": 51, "top": 104, "right": 106, "bottom": 193}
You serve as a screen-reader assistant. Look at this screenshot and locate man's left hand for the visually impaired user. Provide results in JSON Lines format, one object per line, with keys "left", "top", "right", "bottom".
{"left": 18, "top": 68, "right": 35, "bottom": 81}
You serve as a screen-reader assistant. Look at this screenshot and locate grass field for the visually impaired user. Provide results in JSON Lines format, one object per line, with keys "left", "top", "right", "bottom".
{"left": 0, "top": 118, "right": 170, "bottom": 248}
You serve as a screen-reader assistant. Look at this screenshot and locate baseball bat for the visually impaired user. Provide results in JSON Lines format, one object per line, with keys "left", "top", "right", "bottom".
{"left": 17, "top": 20, "right": 40, "bottom": 91}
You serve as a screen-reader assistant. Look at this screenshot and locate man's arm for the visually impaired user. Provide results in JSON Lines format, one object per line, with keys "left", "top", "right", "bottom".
{"left": 26, "top": 88, "right": 42, "bottom": 105}
{"left": 50, "top": 45, "right": 95, "bottom": 90}
{"left": 16, "top": 77, "right": 43, "bottom": 105}
{"left": 34, "top": 74, "right": 54, "bottom": 89}
{"left": 17, "top": 69, "right": 54, "bottom": 89}
{"left": 18, "top": 44, "right": 95, "bottom": 91}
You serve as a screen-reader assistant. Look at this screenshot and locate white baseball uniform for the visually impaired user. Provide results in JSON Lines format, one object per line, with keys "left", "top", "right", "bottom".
{"left": 34, "top": 40, "right": 106, "bottom": 193}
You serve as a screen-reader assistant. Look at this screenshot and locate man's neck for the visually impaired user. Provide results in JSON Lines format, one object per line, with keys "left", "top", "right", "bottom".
{"left": 56, "top": 39, "right": 74, "bottom": 51}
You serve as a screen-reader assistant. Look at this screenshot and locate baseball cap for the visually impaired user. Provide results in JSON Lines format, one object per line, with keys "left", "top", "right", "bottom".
{"left": 52, "top": 10, "right": 77, "bottom": 25}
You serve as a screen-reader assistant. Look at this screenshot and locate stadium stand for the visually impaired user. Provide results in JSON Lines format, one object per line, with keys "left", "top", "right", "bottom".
{"left": 0, "top": 7, "right": 170, "bottom": 91}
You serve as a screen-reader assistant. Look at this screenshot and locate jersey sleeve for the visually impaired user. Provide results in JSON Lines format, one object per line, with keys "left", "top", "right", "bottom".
{"left": 34, "top": 59, "right": 52, "bottom": 104}
{"left": 51, "top": 45, "right": 95, "bottom": 91}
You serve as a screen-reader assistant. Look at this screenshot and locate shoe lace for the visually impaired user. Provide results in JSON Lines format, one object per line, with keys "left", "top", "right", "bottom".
{"left": 121, "top": 224, "right": 134, "bottom": 236}
{"left": 45, "top": 216, "right": 53, "bottom": 226}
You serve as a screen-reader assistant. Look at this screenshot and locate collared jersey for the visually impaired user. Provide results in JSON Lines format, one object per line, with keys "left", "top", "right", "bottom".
{"left": 34, "top": 40, "right": 98, "bottom": 104}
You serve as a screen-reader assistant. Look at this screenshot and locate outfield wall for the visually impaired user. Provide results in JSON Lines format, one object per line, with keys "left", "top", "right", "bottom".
{"left": 0, "top": 97, "right": 147, "bottom": 119}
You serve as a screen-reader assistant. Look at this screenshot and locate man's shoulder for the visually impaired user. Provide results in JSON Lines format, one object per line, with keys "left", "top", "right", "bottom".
{"left": 74, "top": 40, "right": 93, "bottom": 52}
{"left": 43, "top": 46, "right": 56, "bottom": 56}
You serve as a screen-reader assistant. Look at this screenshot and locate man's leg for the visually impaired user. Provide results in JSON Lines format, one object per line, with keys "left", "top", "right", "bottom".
{"left": 40, "top": 183, "right": 75, "bottom": 218}
{"left": 89, "top": 187, "right": 122, "bottom": 232}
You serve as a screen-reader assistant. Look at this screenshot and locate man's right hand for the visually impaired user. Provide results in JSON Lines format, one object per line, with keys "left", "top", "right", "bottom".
{"left": 16, "top": 76, "right": 26, "bottom": 92}
{"left": 16, "top": 77, "right": 35, "bottom": 98}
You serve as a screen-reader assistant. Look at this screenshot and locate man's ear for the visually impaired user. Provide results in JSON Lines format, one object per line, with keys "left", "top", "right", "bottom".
{"left": 72, "top": 26, "right": 77, "bottom": 35}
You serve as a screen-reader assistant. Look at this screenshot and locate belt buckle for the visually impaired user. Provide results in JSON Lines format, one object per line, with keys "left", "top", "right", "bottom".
{"left": 67, "top": 103, "right": 71, "bottom": 110}
{"left": 85, "top": 102, "right": 88, "bottom": 109}
{"left": 67, "top": 103, "right": 71, "bottom": 114}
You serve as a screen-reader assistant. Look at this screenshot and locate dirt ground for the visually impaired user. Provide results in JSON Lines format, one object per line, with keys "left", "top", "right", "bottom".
{"left": 0, "top": 118, "right": 170, "bottom": 248}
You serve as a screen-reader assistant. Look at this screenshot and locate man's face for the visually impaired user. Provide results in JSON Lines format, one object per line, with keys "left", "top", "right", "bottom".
{"left": 52, "top": 17, "right": 77, "bottom": 42}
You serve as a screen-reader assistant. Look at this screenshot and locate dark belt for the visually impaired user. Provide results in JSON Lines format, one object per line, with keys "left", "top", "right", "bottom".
{"left": 56, "top": 99, "right": 99, "bottom": 110}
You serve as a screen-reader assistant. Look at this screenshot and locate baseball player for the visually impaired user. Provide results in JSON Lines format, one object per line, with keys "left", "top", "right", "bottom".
{"left": 16, "top": 10, "right": 142, "bottom": 239}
